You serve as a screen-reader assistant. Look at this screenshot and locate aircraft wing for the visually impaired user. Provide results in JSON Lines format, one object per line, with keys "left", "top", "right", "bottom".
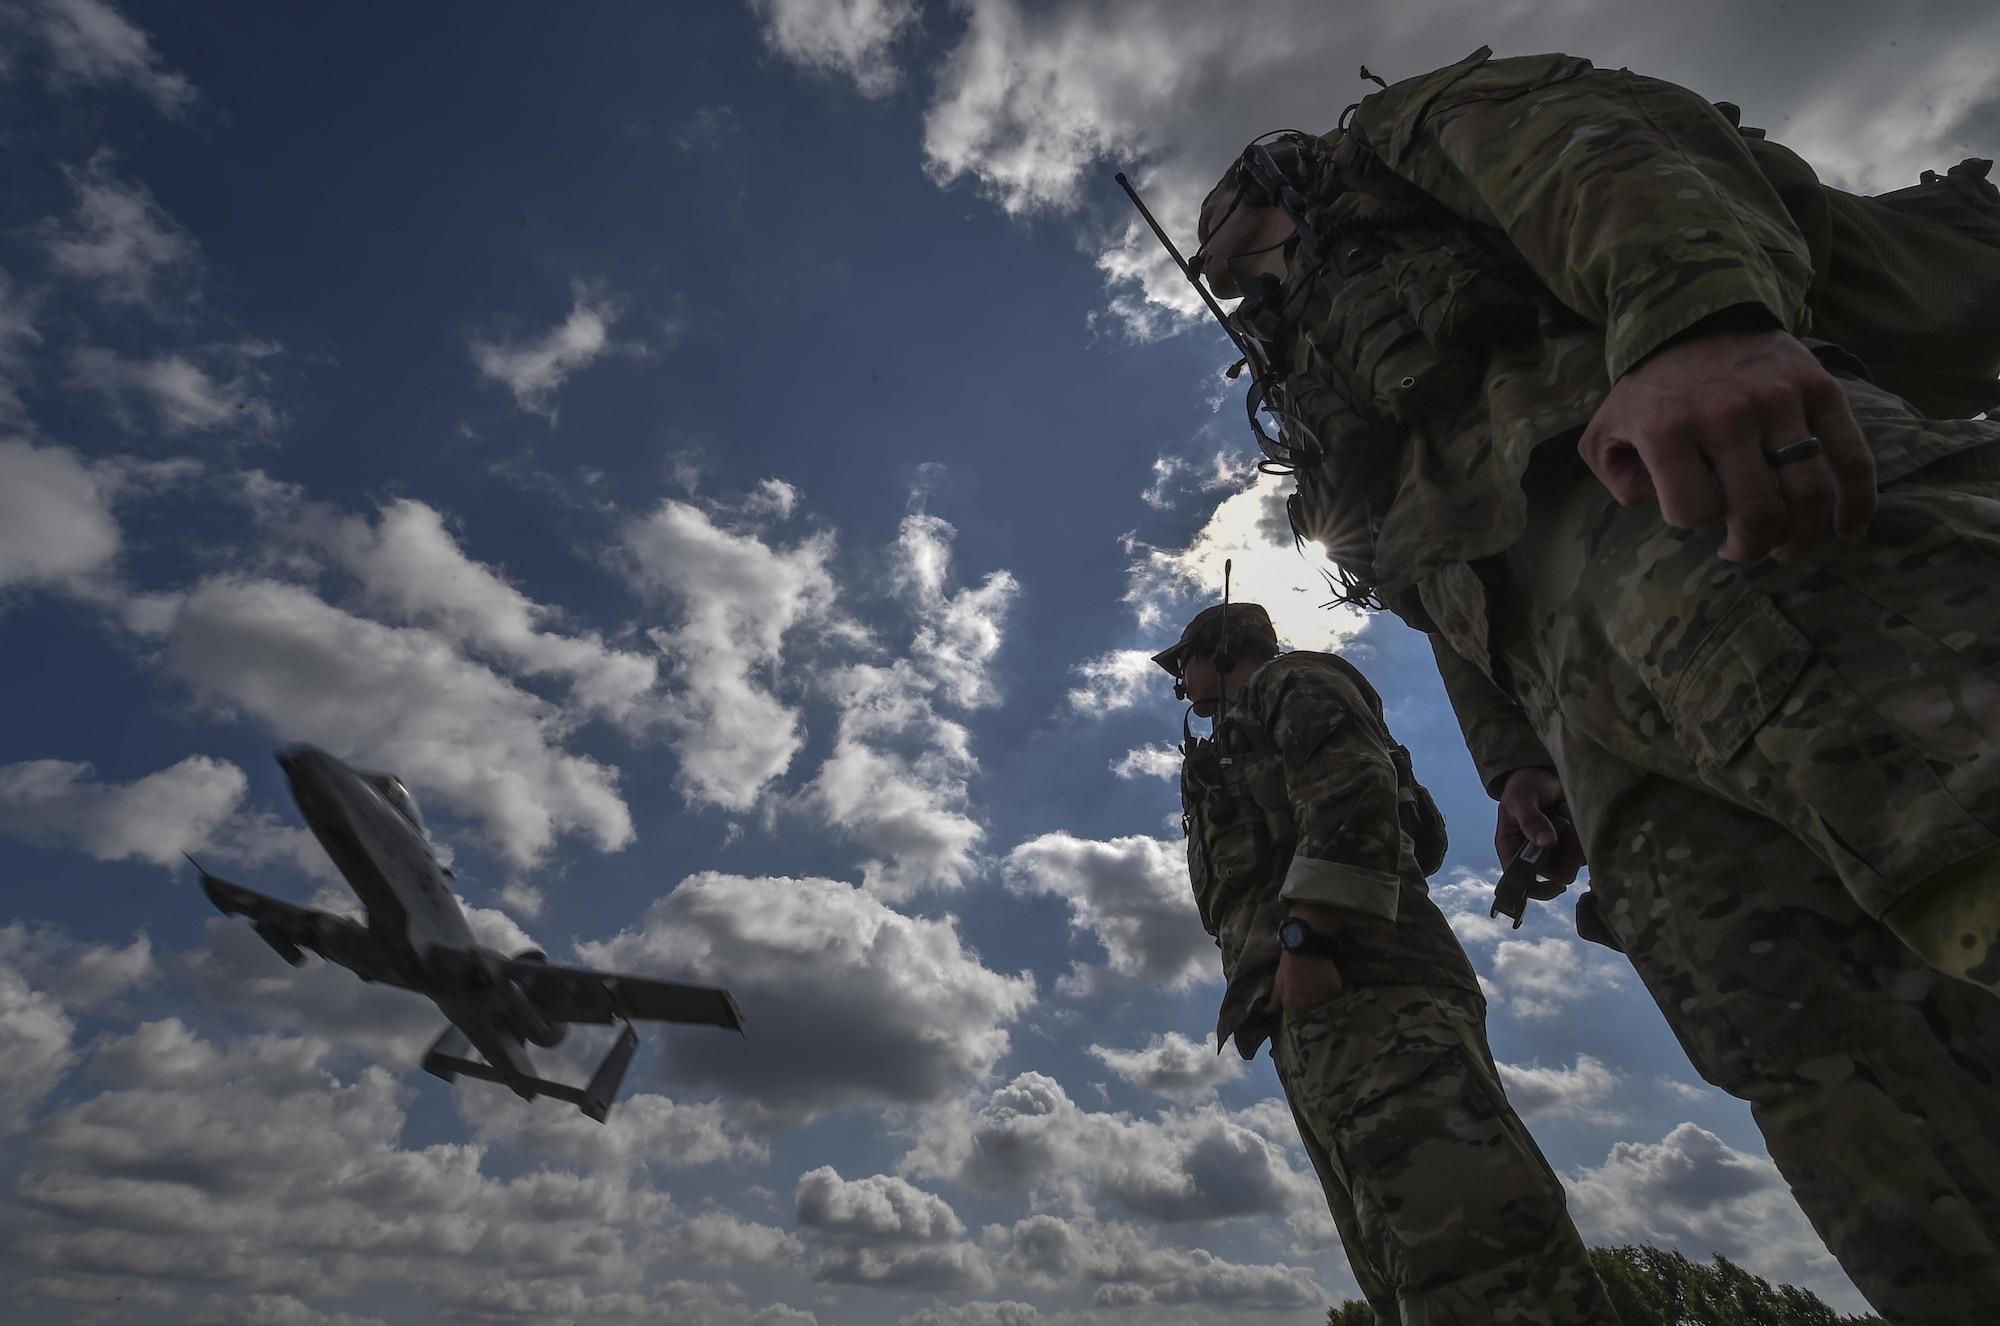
{"left": 504, "top": 960, "right": 744, "bottom": 1033}
{"left": 199, "top": 869, "right": 411, "bottom": 990}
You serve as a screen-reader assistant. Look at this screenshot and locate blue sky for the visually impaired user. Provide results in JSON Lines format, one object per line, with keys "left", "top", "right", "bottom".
{"left": 3, "top": 1, "right": 1996, "bottom": 1322}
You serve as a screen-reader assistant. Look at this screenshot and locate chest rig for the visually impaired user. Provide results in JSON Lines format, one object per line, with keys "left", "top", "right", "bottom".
{"left": 1228, "top": 131, "right": 1546, "bottom": 607}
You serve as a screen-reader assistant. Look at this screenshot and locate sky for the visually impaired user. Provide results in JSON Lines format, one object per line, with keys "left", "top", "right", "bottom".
{"left": 1, "top": 1, "right": 1995, "bottom": 1323}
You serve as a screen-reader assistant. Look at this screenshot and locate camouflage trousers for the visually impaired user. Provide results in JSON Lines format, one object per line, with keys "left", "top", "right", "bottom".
{"left": 1272, "top": 983, "right": 1620, "bottom": 1325}
{"left": 1483, "top": 383, "right": 2000, "bottom": 1322}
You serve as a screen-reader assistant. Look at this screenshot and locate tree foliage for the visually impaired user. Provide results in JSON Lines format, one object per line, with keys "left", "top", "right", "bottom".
{"left": 1324, "top": 1247, "right": 1884, "bottom": 1326}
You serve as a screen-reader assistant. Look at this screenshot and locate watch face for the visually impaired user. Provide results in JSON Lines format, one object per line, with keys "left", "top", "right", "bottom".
{"left": 1278, "top": 917, "right": 1307, "bottom": 950}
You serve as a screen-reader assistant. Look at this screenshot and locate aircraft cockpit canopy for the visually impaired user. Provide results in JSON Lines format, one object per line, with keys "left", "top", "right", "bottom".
{"left": 363, "top": 773, "right": 426, "bottom": 831}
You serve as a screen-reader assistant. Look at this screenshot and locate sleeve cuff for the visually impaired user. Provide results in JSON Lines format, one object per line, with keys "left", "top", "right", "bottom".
{"left": 1280, "top": 855, "right": 1401, "bottom": 924}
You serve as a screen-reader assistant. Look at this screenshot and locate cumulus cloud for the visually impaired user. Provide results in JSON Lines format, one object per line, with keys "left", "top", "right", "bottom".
{"left": 326, "top": 498, "right": 664, "bottom": 730}
{"left": 1003, "top": 833, "right": 1211, "bottom": 992}
{"left": 992, "top": 1211, "right": 1325, "bottom": 1308}
{"left": 7, "top": 1017, "right": 823, "bottom": 1322}
{"left": 656, "top": 1209, "right": 804, "bottom": 1269}
{"left": 133, "top": 574, "right": 634, "bottom": 868}
{"left": 910, "top": 0, "right": 2000, "bottom": 333}
{"left": 1568, "top": 1122, "right": 1844, "bottom": 1296}
{"left": 1121, "top": 466, "right": 1364, "bottom": 648}
{"left": 0, "top": 755, "right": 248, "bottom": 866}
{"left": 904, "top": 1072, "right": 1313, "bottom": 1226}
{"left": 470, "top": 285, "right": 632, "bottom": 419}
{"left": 1497, "top": 1054, "right": 1624, "bottom": 1125}
{"left": 0, "top": 924, "right": 155, "bottom": 1010}
{"left": 20, "top": 0, "right": 195, "bottom": 114}
{"left": 898, "top": 1302, "right": 1043, "bottom": 1326}
{"left": 895, "top": 512, "right": 1017, "bottom": 711}
{"left": 1089, "top": 1031, "right": 1242, "bottom": 1102}
{"left": 580, "top": 872, "right": 1035, "bottom": 1126}
{"left": 795, "top": 1167, "right": 991, "bottom": 1290}
{"left": 1066, "top": 648, "right": 1158, "bottom": 715}
{"left": 0, "top": 439, "right": 126, "bottom": 595}
{"left": 1109, "top": 743, "right": 1180, "bottom": 780}
{"left": 0, "top": 952, "right": 77, "bottom": 1133}
{"left": 746, "top": 0, "right": 918, "bottom": 98}
{"left": 623, "top": 499, "right": 834, "bottom": 811}
{"left": 43, "top": 151, "right": 199, "bottom": 307}
{"left": 71, "top": 346, "right": 277, "bottom": 434}
{"left": 1488, "top": 935, "right": 1627, "bottom": 1020}
{"left": 808, "top": 512, "right": 1011, "bottom": 898}
{"left": 0, "top": 270, "right": 43, "bottom": 423}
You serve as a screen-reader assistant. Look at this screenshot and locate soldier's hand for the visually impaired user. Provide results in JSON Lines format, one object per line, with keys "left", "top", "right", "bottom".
{"left": 1579, "top": 324, "right": 1875, "bottom": 563}
{"left": 1263, "top": 947, "right": 1344, "bottom": 1015}
{"left": 1496, "top": 766, "right": 1583, "bottom": 885}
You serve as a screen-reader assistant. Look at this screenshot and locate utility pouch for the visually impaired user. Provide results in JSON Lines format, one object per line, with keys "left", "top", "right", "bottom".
{"left": 1389, "top": 743, "right": 1449, "bottom": 877}
{"left": 1381, "top": 242, "right": 1540, "bottom": 351}
{"left": 1310, "top": 265, "right": 1486, "bottom": 422}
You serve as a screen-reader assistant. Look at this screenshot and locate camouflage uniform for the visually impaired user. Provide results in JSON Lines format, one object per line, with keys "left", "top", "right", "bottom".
{"left": 1241, "top": 47, "right": 2000, "bottom": 1322}
{"left": 1181, "top": 646, "right": 1619, "bottom": 1324}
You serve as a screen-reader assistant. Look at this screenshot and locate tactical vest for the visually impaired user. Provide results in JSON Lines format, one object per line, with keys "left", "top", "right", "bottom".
{"left": 1179, "top": 653, "right": 1476, "bottom": 1055}
{"left": 1257, "top": 120, "right": 2000, "bottom": 601}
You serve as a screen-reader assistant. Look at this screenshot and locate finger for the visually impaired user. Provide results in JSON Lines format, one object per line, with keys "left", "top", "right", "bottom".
{"left": 1579, "top": 431, "right": 1659, "bottom": 507}
{"left": 1704, "top": 421, "right": 1789, "bottom": 562}
{"left": 1802, "top": 376, "right": 1877, "bottom": 541}
{"left": 1637, "top": 420, "right": 1724, "bottom": 531}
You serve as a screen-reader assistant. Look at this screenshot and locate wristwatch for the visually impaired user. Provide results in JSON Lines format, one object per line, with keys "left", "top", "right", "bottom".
{"left": 1277, "top": 915, "right": 1342, "bottom": 961}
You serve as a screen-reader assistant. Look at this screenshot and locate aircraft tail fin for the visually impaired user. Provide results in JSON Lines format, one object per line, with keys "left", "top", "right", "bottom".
{"left": 421, "top": 1022, "right": 639, "bottom": 1124}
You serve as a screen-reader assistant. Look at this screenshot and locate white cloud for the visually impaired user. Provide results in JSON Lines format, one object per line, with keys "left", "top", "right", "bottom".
{"left": 746, "top": 0, "right": 918, "bottom": 98}
{"left": 1568, "top": 1122, "right": 1845, "bottom": 1297}
{"left": 1497, "top": 1054, "right": 1624, "bottom": 1125}
{"left": 795, "top": 1167, "right": 992, "bottom": 1290}
{"left": 1066, "top": 648, "right": 1157, "bottom": 715}
{"left": 0, "top": 439, "right": 125, "bottom": 594}
{"left": 0, "top": 270, "right": 42, "bottom": 423}
{"left": 135, "top": 574, "right": 634, "bottom": 868}
{"left": 913, "top": 0, "right": 2000, "bottom": 333}
{"left": 904, "top": 1073, "right": 1314, "bottom": 1226}
{"left": 43, "top": 152, "right": 199, "bottom": 306}
{"left": 0, "top": 953, "right": 77, "bottom": 1133}
{"left": 326, "top": 498, "right": 664, "bottom": 731}
{"left": 0, "top": 924, "right": 155, "bottom": 1009}
{"left": 1109, "top": 743, "right": 1180, "bottom": 780}
{"left": 898, "top": 1302, "right": 1043, "bottom": 1326}
{"left": 72, "top": 346, "right": 277, "bottom": 434}
{"left": 623, "top": 499, "right": 835, "bottom": 812}
{"left": 1003, "top": 833, "right": 1211, "bottom": 992}
{"left": 1121, "top": 466, "right": 1365, "bottom": 649}
{"left": 470, "top": 285, "right": 632, "bottom": 419}
{"left": 895, "top": 512, "right": 1017, "bottom": 711}
{"left": 810, "top": 659, "right": 985, "bottom": 899}
{"left": 0, "top": 756, "right": 248, "bottom": 866}
{"left": 808, "top": 512, "right": 1011, "bottom": 899}
{"left": 1088, "top": 1032, "right": 1242, "bottom": 1102}
{"left": 992, "top": 1211, "right": 1325, "bottom": 1308}
{"left": 656, "top": 1209, "right": 804, "bottom": 1270}
{"left": 580, "top": 872, "right": 1036, "bottom": 1127}
{"left": 1488, "top": 935, "right": 1626, "bottom": 1020}
{"left": 7, "top": 1016, "right": 828, "bottom": 1322}
{"left": 25, "top": 0, "right": 195, "bottom": 114}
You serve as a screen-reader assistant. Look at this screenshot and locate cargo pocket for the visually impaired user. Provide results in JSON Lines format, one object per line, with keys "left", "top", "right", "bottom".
{"left": 1662, "top": 593, "right": 1999, "bottom": 917}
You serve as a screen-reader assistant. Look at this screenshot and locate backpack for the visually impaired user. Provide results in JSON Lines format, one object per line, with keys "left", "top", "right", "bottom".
{"left": 1733, "top": 109, "right": 2000, "bottom": 418}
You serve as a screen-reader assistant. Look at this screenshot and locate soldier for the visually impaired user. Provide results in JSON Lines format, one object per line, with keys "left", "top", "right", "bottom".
{"left": 1154, "top": 600, "right": 1620, "bottom": 1325}
{"left": 1184, "top": 47, "right": 2000, "bottom": 1323}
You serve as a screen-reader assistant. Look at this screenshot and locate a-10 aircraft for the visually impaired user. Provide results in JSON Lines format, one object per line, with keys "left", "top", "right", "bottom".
{"left": 198, "top": 745, "right": 742, "bottom": 1122}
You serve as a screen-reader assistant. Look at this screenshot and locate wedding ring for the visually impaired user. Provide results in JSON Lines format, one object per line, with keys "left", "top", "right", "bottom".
{"left": 1767, "top": 437, "right": 1825, "bottom": 468}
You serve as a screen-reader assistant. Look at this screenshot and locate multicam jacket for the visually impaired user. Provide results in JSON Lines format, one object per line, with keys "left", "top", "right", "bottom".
{"left": 1181, "top": 651, "right": 1479, "bottom": 1056}
{"left": 1246, "top": 47, "right": 2000, "bottom": 783}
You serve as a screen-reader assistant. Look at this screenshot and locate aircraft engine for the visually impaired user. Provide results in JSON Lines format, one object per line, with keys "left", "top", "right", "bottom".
{"left": 502, "top": 955, "right": 566, "bottom": 1048}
